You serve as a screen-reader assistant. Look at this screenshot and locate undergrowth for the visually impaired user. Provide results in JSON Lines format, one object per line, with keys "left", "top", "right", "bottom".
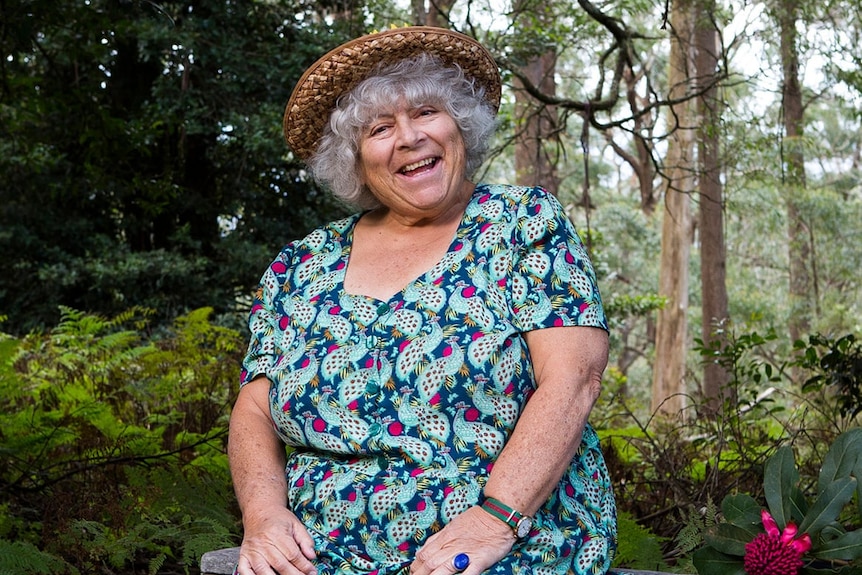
{"left": 0, "top": 307, "right": 243, "bottom": 574}
{"left": 600, "top": 327, "right": 862, "bottom": 572}
{"left": 2, "top": 307, "right": 859, "bottom": 574}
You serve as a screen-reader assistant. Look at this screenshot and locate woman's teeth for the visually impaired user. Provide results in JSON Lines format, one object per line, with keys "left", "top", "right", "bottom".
{"left": 401, "top": 158, "right": 436, "bottom": 174}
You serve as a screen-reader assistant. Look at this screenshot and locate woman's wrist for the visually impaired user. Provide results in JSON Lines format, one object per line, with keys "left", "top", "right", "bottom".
{"left": 478, "top": 496, "right": 534, "bottom": 539}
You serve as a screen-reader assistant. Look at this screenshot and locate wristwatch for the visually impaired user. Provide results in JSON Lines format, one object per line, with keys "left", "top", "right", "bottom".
{"left": 480, "top": 497, "right": 534, "bottom": 539}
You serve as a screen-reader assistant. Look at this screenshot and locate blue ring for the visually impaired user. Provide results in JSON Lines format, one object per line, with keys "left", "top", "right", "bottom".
{"left": 453, "top": 553, "right": 470, "bottom": 571}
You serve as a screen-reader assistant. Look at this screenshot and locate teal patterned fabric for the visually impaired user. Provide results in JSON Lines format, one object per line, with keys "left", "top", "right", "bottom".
{"left": 241, "top": 183, "right": 618, "bottom": 574}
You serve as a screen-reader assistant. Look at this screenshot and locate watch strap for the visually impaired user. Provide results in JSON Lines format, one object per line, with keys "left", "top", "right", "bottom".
{"left": 481, "top": 497, "right": 523, "bottom": 529}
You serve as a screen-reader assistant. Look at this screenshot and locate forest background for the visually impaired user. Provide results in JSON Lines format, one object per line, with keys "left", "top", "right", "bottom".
{"left": 1, "top": 0, "right": 861, "bottom": 573}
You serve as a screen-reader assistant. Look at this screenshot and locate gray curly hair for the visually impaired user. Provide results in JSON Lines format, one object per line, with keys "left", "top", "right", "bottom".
{"left": 308, "top": 53, "right": 498, "bottom": 210}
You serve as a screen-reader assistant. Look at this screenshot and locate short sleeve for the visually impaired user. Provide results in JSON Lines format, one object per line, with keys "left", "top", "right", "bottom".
{"left": 240, "top": 243, "right": 295, "bottom": 387}
{"left": 509, "top": 187, "right": 608, "bottom": 333}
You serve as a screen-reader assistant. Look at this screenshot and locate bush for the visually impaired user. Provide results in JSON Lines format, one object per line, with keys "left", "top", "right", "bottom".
{"left": 694, "top": 428, "right": 862, "bottom": 574}
{"left": 797, "top": 333, "right": 862, "bottom": 421}
{"left": 600, "top": 326, "right": 862, "bottom": 571}
{"left": 0, "top": 307, "right": 243, "bottom": 574}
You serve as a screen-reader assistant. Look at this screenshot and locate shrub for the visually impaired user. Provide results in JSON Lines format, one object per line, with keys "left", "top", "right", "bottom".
{"left": 693, "top": 428, "right": 862, "bottom": 575}
{"left": 602, "top": 326, "right": 862, "bottom": 570}
{"left": 0, "top": 307, "right": 243, "bottom": 574}
{"left": 797, "top": 333, "right": 862, "bottom": 422}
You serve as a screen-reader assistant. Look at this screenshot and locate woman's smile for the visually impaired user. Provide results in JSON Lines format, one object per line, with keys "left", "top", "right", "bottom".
{"left": 399, "top": 157, "right": 439, "bottom": 175}
{"left": 359, "top": 104, "right": 470, "bottom": 221}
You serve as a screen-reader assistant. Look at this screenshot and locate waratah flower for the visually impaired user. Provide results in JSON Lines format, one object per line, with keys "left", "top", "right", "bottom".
{"left": 743, "top": 509, "right": 812, "bottom": 575}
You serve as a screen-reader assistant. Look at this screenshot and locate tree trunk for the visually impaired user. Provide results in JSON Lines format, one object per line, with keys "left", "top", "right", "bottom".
{"left": 695, "top": 3, "right": 731, "bottom": 412}
{"left": 509, "top": 0, "right": 559, "bottom": 194}
{"left": 605, "top": 65, "right": 658, "bottom": 215}
{"left": 513, "top": 50, "right": 559, "bottom": 194}
{"left": 776, "top": 0, "right": 812, "bottom": 347}
{"left": 411, "top": 0, "right": 454, "bottom": 27}
{"left": 651, "top": 0, "right": 696, "bottom": 417}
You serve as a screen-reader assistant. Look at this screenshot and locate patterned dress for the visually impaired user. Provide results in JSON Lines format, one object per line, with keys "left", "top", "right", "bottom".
{"left": 241, "top": 183, "right": 618, "bottom": 574}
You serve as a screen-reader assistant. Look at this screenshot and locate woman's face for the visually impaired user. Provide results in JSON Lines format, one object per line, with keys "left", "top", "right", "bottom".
{"left": 358, "top": 100, "right": 469, "bottom": 220}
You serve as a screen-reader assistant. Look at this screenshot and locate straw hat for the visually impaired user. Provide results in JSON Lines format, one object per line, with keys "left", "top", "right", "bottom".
{"left": 283, "top": 26, "right": 501, "bottom": 162}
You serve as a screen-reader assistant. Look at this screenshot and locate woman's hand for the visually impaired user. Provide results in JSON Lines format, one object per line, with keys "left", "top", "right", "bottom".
{"left": 409, "top": 326, "right": 608, "bottom": 575}
{"left": 409, "top": 505, "right": 515, "bottom": 575}
{"left": 229, "top": 378, "right": 317, "bottom": 575}
{"left": 235, "top": 505, "right": 317, "bottom": 575}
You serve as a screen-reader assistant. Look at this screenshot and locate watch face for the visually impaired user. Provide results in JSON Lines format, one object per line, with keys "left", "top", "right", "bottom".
{"left": 516, "top": 516, "right": 533, "bottom": 538}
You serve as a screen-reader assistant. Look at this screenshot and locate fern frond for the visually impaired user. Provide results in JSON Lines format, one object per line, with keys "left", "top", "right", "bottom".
{"left": 148, "top": 552, "right": 166, "bottom": 575}
{"left": 0, "top": 539, "right": 74, "bottom": 575}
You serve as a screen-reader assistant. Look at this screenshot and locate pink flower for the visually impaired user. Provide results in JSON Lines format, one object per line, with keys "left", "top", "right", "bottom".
{"left": 744, "top": 510, "right": 812, "bottom": 575}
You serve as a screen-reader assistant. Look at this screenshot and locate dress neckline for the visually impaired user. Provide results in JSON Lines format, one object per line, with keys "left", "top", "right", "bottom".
{"left": 338, "top": 184, "right": 486, "bottom": 305}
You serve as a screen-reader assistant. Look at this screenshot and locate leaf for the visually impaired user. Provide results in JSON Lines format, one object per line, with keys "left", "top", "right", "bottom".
{"left": 854, "top": 457, "right": 862, "bottom": 521}
{"left": 821, "top": 524, "right": 848, "bottom": 540}
{"left": 813, "top": 529, "right": 862, "bottom": 561}
{"left": 691, "top": 546, "right": 747, "bottom": 575}
{"left": 720, "top": 494, "right": 764, "bottom": 536}
{"left": 764, "top": 445, "right": 800, "bottom": 528}
{"left": 799, "top": 476, "right": 857, "bottom": 536}
{"left": 789, "top": 484, "right": 810, "bottom": 523}
{"left": 819, "top": 428, "right": 862, "bottom": 493}
{"left": 803, "top": 565, "right": 862, "bottom": 575}
{"left": 704, "top": 523, "right": 754, "bottom": 556}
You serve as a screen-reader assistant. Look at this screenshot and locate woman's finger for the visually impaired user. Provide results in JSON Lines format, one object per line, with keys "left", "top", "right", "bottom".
{"left": 236, "top": 536, "right": 317, "bottom": 575}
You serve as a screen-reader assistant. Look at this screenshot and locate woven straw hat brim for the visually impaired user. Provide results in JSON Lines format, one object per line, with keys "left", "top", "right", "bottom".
{"left": 283, "top": 26, "right": 501, "bottom": 162}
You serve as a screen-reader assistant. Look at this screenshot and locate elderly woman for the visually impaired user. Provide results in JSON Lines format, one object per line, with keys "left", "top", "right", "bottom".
{"left": 228, "top": 26, "right": 618, "bottom": 575}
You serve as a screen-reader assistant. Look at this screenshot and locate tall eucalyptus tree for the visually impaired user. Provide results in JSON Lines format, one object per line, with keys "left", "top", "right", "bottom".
{"left": 695, "top": 1, "right": 731, "bottom": 411}
{"left": 509, "top": 0, "right": 561, "bottom": 194}
{"left": 482, "top": 0, "right": 730, "bottom": 410}
{"left": 773, "top": 0, "right": 813, "bottom": 348}
{"left": 652, "top": 0, "right": 696, "bottom": 416}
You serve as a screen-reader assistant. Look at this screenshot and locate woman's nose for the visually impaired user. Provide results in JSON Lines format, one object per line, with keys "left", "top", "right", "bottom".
{"left": 395, "top": 117, "right": 425, "bottom": 148}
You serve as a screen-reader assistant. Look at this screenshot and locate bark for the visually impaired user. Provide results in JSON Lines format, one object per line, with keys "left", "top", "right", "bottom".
{"left": 651, "top": 0, "right": 696, "bottom": 417}
{"left": 513, "top": 49, "right": 560, "bottom": 194}
{"left": 508, "top": 0, "right": 559, "bottom": 194}
{"left": 695, "top": 4, "right": 731, "bottom": 412}
{"left": 411, "top": 0, "right": 453, "bottom": 27}
{"left": 777, "top": 0, "right": 812, "bottom": 347}
{"left": 605, "top": 65, "right": 658, "bottom": 215}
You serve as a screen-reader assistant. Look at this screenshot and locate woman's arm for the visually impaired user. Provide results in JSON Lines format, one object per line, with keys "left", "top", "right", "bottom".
{"left": 228, "top": 377, "right": 318, "bottom": 575}
{"left": 482, "top": 325, "right": 609, "bottom": 515}
{"left": 409, "top": 325, "right": 609, "bottom": 575}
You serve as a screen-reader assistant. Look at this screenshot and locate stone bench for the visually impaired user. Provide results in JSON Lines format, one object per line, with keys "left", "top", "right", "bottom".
{"left": 200, "top": 547, "right": 685, "bottom": 575}
{"left": 200, "top": 547, "right": 238, "bottom": 575}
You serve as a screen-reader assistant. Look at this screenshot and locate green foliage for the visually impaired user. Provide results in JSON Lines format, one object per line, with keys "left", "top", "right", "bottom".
{"left": 0, "top": 540, "right": 73, "bottom": 575}
{"left": 603, "top": 325, "right": 862, "bottom": 572}
{"left": 675, "top": 498, "right": 721, "bottom": 570}
{"left": 0, "top": 307, "right": 243, "bottom": 573}
{"left": 0, "top": 0, "right": 352, "bottom": 335}
{"left": 604, "top": 324, "right": 862, "bottom": 570}
{"left": 604, "top": 293, "right": 666, "bottom": 323}
{"left": 695, "top": 325, "right": 784, "bottom": 392}
{"left": 797, "top": 334, "right": 862, "bottom": 420}
{"left": 613, "top": 511, "right": 670, "bottom": 571}
{"left": 693, "top": 429, "right": 862, "bottom": 575}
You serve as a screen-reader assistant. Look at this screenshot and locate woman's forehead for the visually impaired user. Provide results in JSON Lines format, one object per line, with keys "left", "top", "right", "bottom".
{"left": 359, "top": 95, "right": 443, "bottom": 123}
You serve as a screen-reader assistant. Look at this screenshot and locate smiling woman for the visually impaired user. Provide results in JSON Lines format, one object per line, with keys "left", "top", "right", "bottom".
{"left": 311, "top": 52, "right": 497, "bottom": 210}
{"left": 227, "top": 26, "right": 622, "bottom": 575}
{"left": 356, "top": 101, "right": 468, "bottom": 225}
